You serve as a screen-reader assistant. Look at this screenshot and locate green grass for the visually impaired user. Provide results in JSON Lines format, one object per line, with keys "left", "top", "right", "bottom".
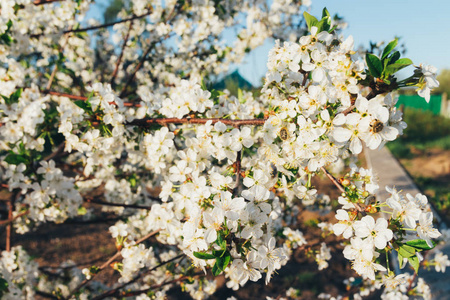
{"left": 387, "top": 108, "right": 450, "bottom": 157}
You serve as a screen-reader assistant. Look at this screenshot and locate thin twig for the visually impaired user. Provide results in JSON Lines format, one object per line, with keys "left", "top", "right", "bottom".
{"left": 63, "top": 228, "right": 161, "bottom": 299}
{"left": 84, "top": 198, "right": 153, "bottom": 210}
{"left": 127, "top": 117, "right": 267, "bottom": 127}
{"left": 119, "top": 41, "right": 156, "bottom": 97}
{"left": 43, "top": 91, "right": 141, "bottom": 107}
{"left": 33, "top": 0, "right": 62, "bottom": 5}
{"left": 45, "top": 30, "right": 71, "bottom": 91}
{"left": 91, "top": 254, "right": 185, "bottom": 300}
{"left": 119, "top": 4, "right": 180, "bottom": 98}
{"left": 5, "top": 196, "right": 14, "bottom": 251}
{"left": 30, "top": 11, "right": 152, "bottom": 38}
{"left": 111, "top": 274, "right": 203, "bottom": 298}
{"left": 43, "top": 142, "right": 65, "bottom": 161}
{"left": 0, "top": 210, "right": 29, "bottom": 227}
{"left": 111, "top": 21, "right": 133, "bottom": 86}
{"left": 321, "top": 166, "right": 364, "bottom": 213}
{"left": 234, "top": 150, "right": 242, "bottom": 193}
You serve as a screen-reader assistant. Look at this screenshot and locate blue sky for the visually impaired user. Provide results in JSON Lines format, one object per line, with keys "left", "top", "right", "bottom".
{"left": 239, "top": 0, "right": 450, "bottom": 86}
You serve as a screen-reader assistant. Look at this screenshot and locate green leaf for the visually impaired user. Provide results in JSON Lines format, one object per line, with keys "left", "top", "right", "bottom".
{"left": 238, "top": 88, "right": 244, "bottom": 104}
{"left": 193, "top": 251, "right": 215, "bottom": 260}
{"left": 389, "top": 51, "right": 401, "bottom": 64}
{"left": 406, "top": 239, "right": 435, "bottom": 250}
{"left": 365, "top": 53, "right": 383, "bottom": 78}
{"left": 77, "top": 206, "right": 87, "bottom": 216}
{"left": 212, "top": 262, "right": 221, "bottom": 276}
{"left": 215, "top": 252, "right": 231, "bottom": 272}
{"left": 316, "top": 18, "right": 330, "bottom": 33}
{"left": 0, "top": 20, "right": 13, "bottom": 46}
{"left": 303, "top": 12, "right": 318, "bottom": 31}
{"left": 0, "top": 277, "right": 8, "bottom": 297}
{"left": 408, "top": 255, "right": 420, "bottom": 273}
{"left": 74, "top": 100, "right": 92, "bottom": 112}
{"left": 216, "top": 233, "right": 226, "bottom": 250}
{"left": 212, "top": 249, "right": 226, "bottom": 258}
{"left": 381, "top": 38, "right": 398, "bottom": 60}
{"left": 398, "top": 244, "right": 416, "bottom": 258}
{"left": 322, "top": 7, "right": 330, "bottom": 19}
{"left": 385, "top": 58, "right": 413, "bottom": 75}
{"left": 4, "top": 153, "right": 28, "bottom": 165}
{"left": 398, "top": 252, "right": 405, "bottom": 269}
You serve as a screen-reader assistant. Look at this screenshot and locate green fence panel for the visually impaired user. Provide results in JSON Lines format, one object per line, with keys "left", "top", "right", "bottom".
{"left": 396, "top": 94, "right": 441, "bottom": 115}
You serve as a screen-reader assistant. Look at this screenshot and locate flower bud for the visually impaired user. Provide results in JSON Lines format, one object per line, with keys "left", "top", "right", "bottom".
{"left": 341, "top": 178, "right": 351, "bottom": 187}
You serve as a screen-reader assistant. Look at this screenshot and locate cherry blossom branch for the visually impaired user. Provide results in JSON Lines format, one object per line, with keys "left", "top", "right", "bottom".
{"left": 30, "top": 11, "right": 152, "bottom": 38}
{"left": 111, "top": 21, "right": 133, "bottom": 86}
{"left": 118, "top": 39, "right": 159, "bottom": 97}
{"left": 43, "top": 142, "right": 66, "bottom": 161}
{"left": 320, "top": 166, "right": 364, "bottom": 213}
{"left": 66, "top": 12, "right": 151, "bottom": 34}
{"left": 119, "top": 4, "right": 181, "bottom": 97}
{"left": 234, "top": 150, "right": 242, "bottom": 193}
{"left": 45, "top": 29, "right": 71, "bottom": 91}
{"left": 43, "top": 91, "right": 141, "bottom": 107}
{"left": 5, "top": 192, "right": 19, "bottom": 251}
{"left": 127, "top": 117, "right": 267, "bottom": 127}
{"left": 63, "top": 228, "right": 161, "bottom": 300}
{"left": 0, "top": 210, "right": 29, "bottom": 227}
{"left": 90, "top": 253, "right": 186, "bottom": 300}
{"left": 33, "top": 0, "right": 62, "bottom": 5}
{"left": 106, "top": 274, "right": 203, "bottom": 298}
{"left": 84, "top": 198, "right": 153, "bottom": 210}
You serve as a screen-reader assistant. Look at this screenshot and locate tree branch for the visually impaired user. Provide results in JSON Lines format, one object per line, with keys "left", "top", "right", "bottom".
{"left": 90, "top": 254, "right": 186, "bottom": 300}
{"left": 111, "top": 21, "right": 133, "bottom": 86}
{"left": 33, "top": 0, "right": 62, "bottom": 5}
{"left": 63, "top": 228, "right": 161, "bottom": 300}
{"left": 84, "top": 198, "right": 154, "bottom": 210}
{"left": 30, "top": 11, "right": 152, "bottom": 38}
{"left": 321, "top": 166, "right": 364, "bottom": 213}
{"left": 127, "top": 117, "right": 267, "bottom": 127}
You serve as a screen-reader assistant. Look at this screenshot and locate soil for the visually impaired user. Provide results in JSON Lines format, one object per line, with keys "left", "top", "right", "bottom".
{"left": 398, "top": 148, "right": 450, "bottom": 219}
{"left": 400, "top": 148, "right": 450, "bottom": 180}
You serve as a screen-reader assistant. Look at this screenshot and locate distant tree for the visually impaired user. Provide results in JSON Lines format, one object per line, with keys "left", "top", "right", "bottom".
{"left": 435, "top": 69, "right": 450, "bottom": 95}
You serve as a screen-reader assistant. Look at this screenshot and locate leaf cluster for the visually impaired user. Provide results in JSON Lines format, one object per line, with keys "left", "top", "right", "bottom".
{"left": 365, "top": 39, "right": 413, "bottom": 85}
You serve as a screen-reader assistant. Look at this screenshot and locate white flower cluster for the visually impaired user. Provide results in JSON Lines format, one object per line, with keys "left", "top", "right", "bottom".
{"left": 0, "top": 246, "right": 38, "bottom": 299}
{"left": 0, "top": 2, "right": 444, "bottom": 298}
{"left": 333, "top": 168, "right": 441, "bottom": 281}
{"left": 260, "top": 28, "right": 406, "bottom": 176}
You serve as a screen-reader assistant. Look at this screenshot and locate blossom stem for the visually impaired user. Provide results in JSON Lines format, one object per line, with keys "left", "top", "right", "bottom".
{"left": 320, "top": 166, "right": 364, "bottom": 213}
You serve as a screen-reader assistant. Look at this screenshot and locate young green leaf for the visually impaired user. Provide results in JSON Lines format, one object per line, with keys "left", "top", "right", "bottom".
{"left": 385, "top": 58, "right": 413, "bottom": 75}
{"left": 398, "top": 252, "right": 405, "bottom": 269}
{"left": 4, "top": 153, "right": 28, "bottom": 165}
{"left": 212, "top": 262, "right": 221, "bottom": 276}
{"left": 381, "top": 38, "right": 398, "bottom": 60}
{"left": 322, "top": 7, "right": 330, "bottom": 19}
{"left": 193, "top": 251, "right": 216, "bottom": 260}
{"left": 397, "top": 244, "right": 416, "bottom": 258}
{"left": 0, "top": 277, "right": 8, "bottom": 297}
{"left": 408, "top": 255, "right": 420, "bottom": 273}
{"left": 405, "top": 239, "right": 435, "bottom": 250}
{"left": 303, "top": 12, "right": 318, "bottom": 31}
{"left": 365, "top": 53, "right": 383, "bottom": 78}
{"left": 216, "top": 253, "right": 231, "bottom": 271}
